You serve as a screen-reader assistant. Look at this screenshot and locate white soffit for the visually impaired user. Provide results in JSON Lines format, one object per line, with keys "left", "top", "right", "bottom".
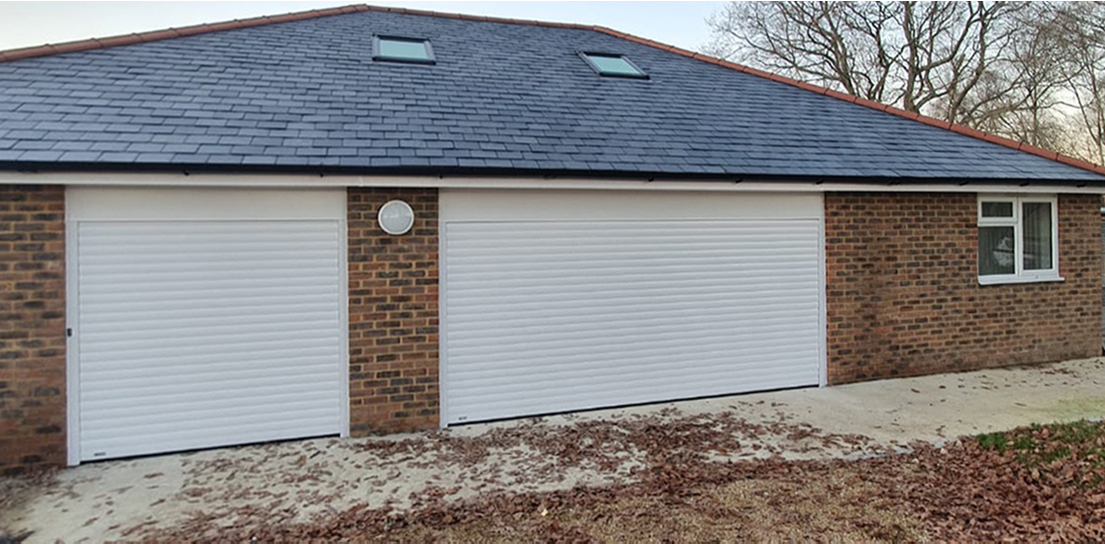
{"left": 5, "top": 171, "right": 1104, "bottom": 194}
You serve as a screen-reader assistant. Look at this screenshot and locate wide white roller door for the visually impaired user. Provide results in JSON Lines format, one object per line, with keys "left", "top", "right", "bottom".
{"left": 69, "top": 188, "right": 345, "bottom": 462}
{"left": 441, "top": 190, "right": 824, "bottom": 424}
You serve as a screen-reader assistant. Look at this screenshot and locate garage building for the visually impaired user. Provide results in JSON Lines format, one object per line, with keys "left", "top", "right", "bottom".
{"left": 1, "top": 5, "right": 1103, "bottom": 471}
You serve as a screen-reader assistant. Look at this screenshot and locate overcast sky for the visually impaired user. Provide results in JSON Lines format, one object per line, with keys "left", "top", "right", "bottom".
{"left": 0, "top": 1, "right": 725, "bottom": 52}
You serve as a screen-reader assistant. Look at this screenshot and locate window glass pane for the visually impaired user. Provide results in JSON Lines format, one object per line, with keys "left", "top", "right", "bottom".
{"left": 979, "top": 226, "right": 1015, "bottom": 276}
{"left": 586, "top": 54, "right": 644, "bottom": 76}
{"left": 981, "top": 201, "right": 1014, "bottom": 218}
{"left": 378, "top": 39, "right": 430, "bottom": 61}
{"left": 1022, "top": 202, "right": 1053, "bottom": 270}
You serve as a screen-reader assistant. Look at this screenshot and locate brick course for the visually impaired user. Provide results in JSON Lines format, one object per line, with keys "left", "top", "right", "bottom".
{"left": 0, "top": 185, "right": 66, "bottom": 475}
{"left": 347, "top": 188, "right": 439, "bottom": 434}
{"left": 826, "top": 192, "right": 1102, "bottom": 383}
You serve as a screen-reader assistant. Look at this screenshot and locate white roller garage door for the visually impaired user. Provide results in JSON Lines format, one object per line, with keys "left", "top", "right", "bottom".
{"left": 441, "top": 190, "right": 824, "bottom": 424}
{"left": 68, "top": 187, "right": 346, "bottom": 463}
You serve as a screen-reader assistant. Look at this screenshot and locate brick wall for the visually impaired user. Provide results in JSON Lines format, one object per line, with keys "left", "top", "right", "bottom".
{"left": 826, "top": 192, "right": 1102, "bottom": 384}
{"left": 0, "top": 185, "right": 66, "bottom": 475}
{"left": 347, "top": 188, "right": 439, "bottom": 434}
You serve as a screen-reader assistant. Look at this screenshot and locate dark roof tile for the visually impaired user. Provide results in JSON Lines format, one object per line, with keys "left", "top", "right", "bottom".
{"left": 58, "top": 151, "right": 102, "bottom": 161}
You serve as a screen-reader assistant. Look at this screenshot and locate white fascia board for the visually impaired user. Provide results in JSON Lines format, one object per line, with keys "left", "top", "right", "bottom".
{"left": 1, "top": 170, "right": 1104, "bottom": 194}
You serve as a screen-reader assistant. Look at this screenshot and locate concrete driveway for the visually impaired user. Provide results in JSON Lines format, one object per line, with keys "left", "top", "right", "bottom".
{"left": 3, "top": 357, "right": 1105, "bottom": 543}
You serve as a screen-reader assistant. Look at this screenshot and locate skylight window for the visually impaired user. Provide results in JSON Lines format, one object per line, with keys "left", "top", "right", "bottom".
{"left": 373, "top": 36, "right": 435, "bottom": 64}
{"left": 580, "top": 52, "right": 648, "bottom": 79}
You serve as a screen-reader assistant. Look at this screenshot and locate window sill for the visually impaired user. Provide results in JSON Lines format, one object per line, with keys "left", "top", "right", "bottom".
{"left": 978, "top": 275, "right": 1064, "bottom": 286}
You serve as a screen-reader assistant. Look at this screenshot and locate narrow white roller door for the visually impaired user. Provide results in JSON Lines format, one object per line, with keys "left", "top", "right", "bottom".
{"left": 69, "top": 188, "right": 345, "bottom": 462}
{"left": 442, "top": 190, "right": 823, "bottom": 424}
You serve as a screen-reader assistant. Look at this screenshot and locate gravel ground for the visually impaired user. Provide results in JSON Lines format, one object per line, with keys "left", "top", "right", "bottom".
{"left": 2, "top": 357, "right": 1104, "bottom": 543}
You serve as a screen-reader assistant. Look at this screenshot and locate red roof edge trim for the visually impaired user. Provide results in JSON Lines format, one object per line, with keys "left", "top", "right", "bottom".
{"left": 0, "top": 3, "right": 1102, "bottom": 177}
{"left": 884, "top": 105, "right": 920, "bottom": 120}
{"left": 854, "top": 97, "right": 890, "bottom": 112}
{"left": 916, "top": 116, "right": 953, "bottom": 130}
{"left": 1055, "top": 154, "right": 1103, "bottom": 172}
{"left": 792, "top": 80, "right": 829, "bottom": 95}
{"left": 1018, "top": 142, "right": 1060, "bottom": 161}
{"left": 949, "top": 124, "right": 990, "bottom": 141}
{"left": 823, "top": 89, "right": 858, "bottom": 104}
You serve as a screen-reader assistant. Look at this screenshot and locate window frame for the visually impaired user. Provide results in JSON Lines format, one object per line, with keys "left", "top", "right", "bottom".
{"left": 578, "top": 51, "right": 650, "bottom": 79}
{"left": 372, "top": 35, "right": 436, "bottom": 65}
{"left": 977, "top": 194, "right": 1062, "bottom": 285}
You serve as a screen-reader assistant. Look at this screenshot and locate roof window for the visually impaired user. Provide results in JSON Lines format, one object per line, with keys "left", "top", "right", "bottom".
{"left": 373, "top": 36, "right": 435, "bottom": 64}
{"left": 580, "top": 52, "right": 648, "bottom": 79}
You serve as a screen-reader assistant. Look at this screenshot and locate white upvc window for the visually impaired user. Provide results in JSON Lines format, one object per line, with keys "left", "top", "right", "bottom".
{"left": 977, "top": 194, "right": 1061, "bottom": 285}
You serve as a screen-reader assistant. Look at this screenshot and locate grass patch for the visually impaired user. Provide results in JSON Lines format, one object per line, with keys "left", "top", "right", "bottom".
{"left": 976, "top": 419, "right": 1105, "bottom": 488}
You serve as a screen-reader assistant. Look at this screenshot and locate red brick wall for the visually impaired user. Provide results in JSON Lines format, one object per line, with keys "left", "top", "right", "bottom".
{"left": 347, "top": 188, "right": 439, "bottom": 434}
{"left": 0, "top": 185, "right": 66, "bottom": 475}
{"left": 826, "top": 192, "right": 1101, "bottom": 384}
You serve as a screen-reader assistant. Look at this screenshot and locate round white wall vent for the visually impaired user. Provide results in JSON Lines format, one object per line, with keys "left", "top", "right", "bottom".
{"left": 378, "top": 200, "right": 415, "bottom": 235}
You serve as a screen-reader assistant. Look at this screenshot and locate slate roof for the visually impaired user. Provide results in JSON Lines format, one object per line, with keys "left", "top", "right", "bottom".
{"left": 0, "top": 6, "right": 1103, "bottom": 183}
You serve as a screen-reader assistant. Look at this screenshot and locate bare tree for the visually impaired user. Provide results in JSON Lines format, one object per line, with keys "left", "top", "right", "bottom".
{"left": 705, "top": 2, "right": 1025, "bottom": 126}
{"left": 900, "top": 2, "right": 1023, "bottom": 123}
{"left": 705, "top": 1, "right": 1105, "bottom": 165}
{"left": 1051, "top": 3, "right": 1105, "bottom": 165}
{"left": 969, "top": 5, "right": 1069, "bottom": 150}
{"left": 704, "top": 2, "right": 899, "bottom": 102}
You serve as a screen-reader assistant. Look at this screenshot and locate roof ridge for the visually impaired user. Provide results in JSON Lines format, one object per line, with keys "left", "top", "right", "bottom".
{"left": 1, "top": 3, "right": 1102, "bottom": 178}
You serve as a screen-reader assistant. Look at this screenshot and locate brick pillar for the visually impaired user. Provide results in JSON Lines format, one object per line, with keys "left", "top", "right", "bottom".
{"left": 0, "top": 185, "right": 66, "bottom": 474}
{"left": 347, "top": 188, "right": 439, "bottom": 435}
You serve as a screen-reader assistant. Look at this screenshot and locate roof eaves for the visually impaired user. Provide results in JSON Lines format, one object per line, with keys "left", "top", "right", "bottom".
{"left": 5, "top": 160, "right": 1102, "bottom": 186}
